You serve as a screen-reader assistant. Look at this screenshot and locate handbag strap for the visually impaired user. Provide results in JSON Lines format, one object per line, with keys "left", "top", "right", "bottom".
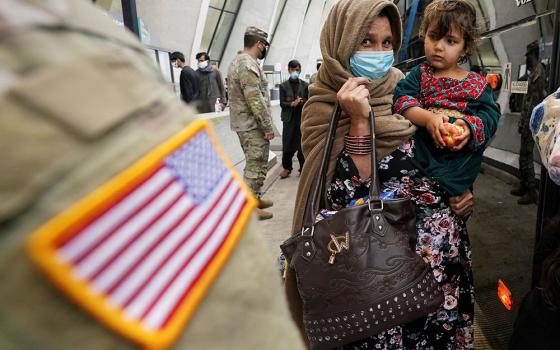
{"left": 302, "top": 104, "right": 382, "bottom": 233}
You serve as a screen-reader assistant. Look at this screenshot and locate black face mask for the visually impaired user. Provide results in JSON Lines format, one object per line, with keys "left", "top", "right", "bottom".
{"left": 259, "top": 44, "right": 268, "bottom": 60}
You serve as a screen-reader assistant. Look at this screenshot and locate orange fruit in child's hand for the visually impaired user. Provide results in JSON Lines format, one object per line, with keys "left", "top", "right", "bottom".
{"left": 441, "top": 123, "right": 466, "bottom": 147}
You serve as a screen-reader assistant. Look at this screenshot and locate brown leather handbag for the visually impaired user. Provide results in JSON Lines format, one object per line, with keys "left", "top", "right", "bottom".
{"left": 281, "top": 105, "right": 443, "bottom": 350}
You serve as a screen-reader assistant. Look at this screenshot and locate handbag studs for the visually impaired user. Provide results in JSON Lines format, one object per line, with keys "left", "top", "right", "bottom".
{"left": 327, "top": 231, "right": 350, "bottom": 264}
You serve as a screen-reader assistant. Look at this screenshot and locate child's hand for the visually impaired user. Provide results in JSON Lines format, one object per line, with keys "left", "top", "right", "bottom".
{"left": 426, "top": 113, "right": 449, "bottom": 147}
{"left": 450, "top": 119, "right": 471, "bottom": 151}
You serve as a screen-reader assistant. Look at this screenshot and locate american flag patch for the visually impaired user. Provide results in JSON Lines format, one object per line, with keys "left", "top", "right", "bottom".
{"left": 26, "top": 120, "right": 256, "bottom": 349}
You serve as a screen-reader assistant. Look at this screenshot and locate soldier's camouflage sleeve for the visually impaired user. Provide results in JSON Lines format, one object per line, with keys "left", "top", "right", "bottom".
{"left": 240, "top": 66, "right": 273, "bottom": 132}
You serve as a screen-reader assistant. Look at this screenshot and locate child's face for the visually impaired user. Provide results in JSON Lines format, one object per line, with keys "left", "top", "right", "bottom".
{"left": 423, "top": 21, "right": 466, "bottom": 71}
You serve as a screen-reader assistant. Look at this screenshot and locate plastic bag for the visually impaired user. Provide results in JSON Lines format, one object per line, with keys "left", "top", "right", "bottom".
{"left": 530, "top": 87, "right": 560, "bottom": 185}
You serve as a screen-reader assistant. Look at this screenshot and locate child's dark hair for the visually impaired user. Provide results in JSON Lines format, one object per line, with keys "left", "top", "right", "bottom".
{"left": 420, "top": 0, "right": 480, "bottom": 62}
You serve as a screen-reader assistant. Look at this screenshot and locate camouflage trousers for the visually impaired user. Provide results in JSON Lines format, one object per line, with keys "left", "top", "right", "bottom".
{"left": 237, "top": 129, "right": 269, "bottom": 197}
{"left": 519, "top": 126, "right": 536, "bottom": 190}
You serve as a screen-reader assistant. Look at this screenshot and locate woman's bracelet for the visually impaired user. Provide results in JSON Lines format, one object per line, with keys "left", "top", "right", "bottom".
{"left": 344, "top": 134, "right": 372, "bottom": 155}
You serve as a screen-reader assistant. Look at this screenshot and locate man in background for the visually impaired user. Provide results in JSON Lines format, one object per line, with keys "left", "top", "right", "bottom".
{"left": 279, "top": 59, "right": 308, "bottom": 178}
{"left": 227, "top": 26, "right": 275, "bottom": 221}
{"left": 195, "top": 52, "right": 226, "bottom": 113}
{"left": 512, "top": 41, "right": 547, "bottom": 205}
{"left": 171, "top": 51, "right": 199, "bottom": 105}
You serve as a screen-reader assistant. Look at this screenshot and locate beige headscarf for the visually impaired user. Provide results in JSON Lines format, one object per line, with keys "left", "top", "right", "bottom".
{"left": 292, "top": 0, "right": 416, "bottom": 233}
{"left": 285, "top": 0, "right": 417, "bottom": 339}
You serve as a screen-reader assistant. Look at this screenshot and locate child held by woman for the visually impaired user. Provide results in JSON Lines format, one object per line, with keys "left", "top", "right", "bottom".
{"left": 394, "top": 0, "right": 501, "bottom": 196}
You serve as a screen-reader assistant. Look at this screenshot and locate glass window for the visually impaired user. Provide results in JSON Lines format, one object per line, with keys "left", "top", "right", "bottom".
{"left": 200, "top": 0, "right": 241, "bottom": 64}
{"left": 200, "top": 8, "right": 221, "bottom": 52}
{"left": 210, "top": 0, "right": 226, "bottom": 9}
{"left": 209, "top": 12, "right": 236, "bottom": 64}
{"left": 224, "top": 0, "right": 242, "bottom": 13}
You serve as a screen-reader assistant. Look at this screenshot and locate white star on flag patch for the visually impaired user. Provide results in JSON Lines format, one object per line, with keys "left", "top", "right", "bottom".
{"left": 26, "top": 120, "right": 256, "bottom": 349}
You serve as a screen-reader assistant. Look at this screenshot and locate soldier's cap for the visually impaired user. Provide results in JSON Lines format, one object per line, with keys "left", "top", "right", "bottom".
{"left": 245, "top": 26, "right": 269, "bottom": 46}
{"left": 525, "top": 41, "right": 539, "bottom": 56}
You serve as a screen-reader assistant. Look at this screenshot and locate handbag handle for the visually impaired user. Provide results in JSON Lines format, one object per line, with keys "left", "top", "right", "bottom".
{"left": 301, "top": 104, "right": 382, "bottom": 233}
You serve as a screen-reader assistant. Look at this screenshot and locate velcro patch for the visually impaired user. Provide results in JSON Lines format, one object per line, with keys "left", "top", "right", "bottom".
{"left": 26, "top": 120, "right": 256, "bottom": 349}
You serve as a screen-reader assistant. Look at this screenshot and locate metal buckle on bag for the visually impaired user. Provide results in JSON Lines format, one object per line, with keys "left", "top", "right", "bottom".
{"left": 368, "top": 199, "right": 384, "bottom": 212}
{"left": 301, "top": 226, "right": 315, "bottom": 237}
{"left": 301, "top": 226, "right": 315, "bottom": 261}
{"left": 368, "top": 199, "right": 386, "bottom": 237}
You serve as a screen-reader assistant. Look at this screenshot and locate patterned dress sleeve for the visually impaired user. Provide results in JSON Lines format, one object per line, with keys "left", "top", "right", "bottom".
{"left": 326, "top": 151, "right": 370, "bottom": 210}
{"left": 456, "top": 84, "right": 501, "bottom": 150}
{"left": 393, "top": 65, "right": 421, "bottom": 114}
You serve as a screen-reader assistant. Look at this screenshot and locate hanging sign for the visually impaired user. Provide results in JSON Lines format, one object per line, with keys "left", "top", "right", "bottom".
{"left": 511, "top": 81, "right": 529, "bottom": 94}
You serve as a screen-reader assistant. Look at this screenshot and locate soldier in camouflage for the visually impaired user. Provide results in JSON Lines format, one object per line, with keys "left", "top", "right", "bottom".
{"left": 227, "top": 26, "right": 275, "bottom": 220}
{"left": 513, "top": 41, "right": 548, "bottom": 205}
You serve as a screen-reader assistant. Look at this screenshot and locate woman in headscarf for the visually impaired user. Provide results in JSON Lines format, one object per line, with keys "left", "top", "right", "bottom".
{"left": 286, "top": 0, "right": 475, "bottom": 348}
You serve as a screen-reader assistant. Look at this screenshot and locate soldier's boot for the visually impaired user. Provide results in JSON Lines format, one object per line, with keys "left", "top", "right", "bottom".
{"left": 256, "top": 208, "right": 273, "bottom": 220}
{"left": 258, "top": 198, "right": 274, "bottom": 209}
{"left": 518, "top": 189, "right": 537, "bottom": 205}
{"left": 510, "top": 186, "right": 527, "bottom": 197}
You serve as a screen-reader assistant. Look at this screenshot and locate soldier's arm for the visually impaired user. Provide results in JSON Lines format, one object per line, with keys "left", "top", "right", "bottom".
{"left": 240, "top": 66, "right": 273, "bottom": 132}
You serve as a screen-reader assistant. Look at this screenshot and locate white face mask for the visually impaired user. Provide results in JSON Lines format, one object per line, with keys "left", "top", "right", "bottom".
{"left": 198, "top": 60, "right": 209, "bottom": 69}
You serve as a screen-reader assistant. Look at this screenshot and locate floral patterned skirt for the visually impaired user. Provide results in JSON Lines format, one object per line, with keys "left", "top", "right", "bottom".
{"left": 327, "top": 141, "right": 475, "bottom": 349}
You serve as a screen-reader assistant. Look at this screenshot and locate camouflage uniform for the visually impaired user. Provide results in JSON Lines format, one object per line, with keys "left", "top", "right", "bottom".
{"left": 227, "top": 27, "right": 273, "bottom": 197}
{"left": 0, "top": 1, "right": 304, "bottom": 349}
{"left": 519, "top": 59, "right": 547, "bottom": 191}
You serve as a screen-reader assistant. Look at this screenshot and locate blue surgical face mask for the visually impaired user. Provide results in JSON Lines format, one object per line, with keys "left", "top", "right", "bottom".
{"left": 349, "top": 51, "right": 394, "bottom": 80}
{"left": 290, "top": 71, "right": 300, "bottom": 80}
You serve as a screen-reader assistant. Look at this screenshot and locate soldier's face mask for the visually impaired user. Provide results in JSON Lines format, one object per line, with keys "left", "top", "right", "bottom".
{"left": 258, "top": 42, "right": 268, "bottom": 60}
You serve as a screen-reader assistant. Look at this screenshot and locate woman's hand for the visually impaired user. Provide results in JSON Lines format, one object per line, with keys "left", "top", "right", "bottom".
{"left": 450, "top": 119, "right": 471, "bottom": 151}
{"left": 449, "top": 189, "right": 473, "bottom": 217}
{"left": 426, "top": 113, "right": 449, "bottom": 147}
{"left": 337, "top": 77, "right": 370, "bottom": 120}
